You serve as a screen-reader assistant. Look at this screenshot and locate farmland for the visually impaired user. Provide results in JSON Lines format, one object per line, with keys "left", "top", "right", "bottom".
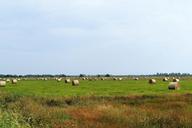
{"left": 0, "top": 77, "right": 192, "bottom": 128}
{"left": 2, "top": 78, "right": 192, "bottom": 96}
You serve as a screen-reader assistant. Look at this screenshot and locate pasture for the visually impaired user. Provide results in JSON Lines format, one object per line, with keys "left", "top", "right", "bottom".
{"left": 0, "top": 77, "right": 192, "bottom": 128}
{"left": 1, "top": 78, "right": 192, "bottom": 96}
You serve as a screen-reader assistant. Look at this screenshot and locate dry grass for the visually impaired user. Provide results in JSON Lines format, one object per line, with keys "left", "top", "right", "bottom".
{"left": 1, "top": 93, "right": 192, "bottom": 128}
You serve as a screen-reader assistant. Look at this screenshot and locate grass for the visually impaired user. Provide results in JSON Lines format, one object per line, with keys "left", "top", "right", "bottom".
{"left": 1, "top": 79, "right": 192, "bottom": 97}
{"left": 0, "top": 109, "right": 30, "bottom": 128}
{"left": 1, "top": 93, "right": 192, "bottom": 128}
{"left": 1, "top": 78, "right": 192, "bottom": 128}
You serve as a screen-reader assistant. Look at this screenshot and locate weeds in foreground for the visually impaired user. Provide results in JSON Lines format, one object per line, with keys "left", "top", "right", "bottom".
{"left": 0, "top": 109, "right": 30, "bottom": 128}
{"left": 1, "top": 93, "right": 192, "bottom": 128}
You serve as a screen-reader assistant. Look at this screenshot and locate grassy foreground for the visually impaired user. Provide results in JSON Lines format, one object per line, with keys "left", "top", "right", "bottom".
{"left": 0, "top": 79, "right": 192, "bottom": 128}
{"left": 1, "top": 93, "right": 192, "bottom": 128}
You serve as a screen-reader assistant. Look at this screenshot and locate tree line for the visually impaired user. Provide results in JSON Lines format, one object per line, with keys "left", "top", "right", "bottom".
{"left": 0, "top": 73, "right": 191, "bottom": 78}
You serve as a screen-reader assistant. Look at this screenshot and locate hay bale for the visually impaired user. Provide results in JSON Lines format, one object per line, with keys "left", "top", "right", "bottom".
{"left": 72, "top": 80, "right": 79, "bottom": 86}
{"left": 57, "top": 78, "right": 62, "bottom": 82}
{"left": 149, "top": 79, "right": 156, "bottom": 84}
{"left": 6, "top": 79, "right": 10, "bottom": 82}
{"left": 168, "top": 82, "right": 180, "bottom": 90}
{"left": 134, "top": 78, "right": 139, "bottom": 80}
{"left": 0, "top": 81, "right": 6, "bottom": 87}
{"left": 113, "top": 78, "right": 118, "bottom": 81}
{"left": 42, "top": 78, "right": 48, "bottom": 81}
{"left": 118, "top": 78, "right": 123, "bottom": 81}
{"left": 101, "top": 78, "right": 105, "bottom": 80}
{"left": 12, "top": 79, "right": 17, "bottom": 84}
{"left": 173, "top": 78, "right": 180, "bottom": 82}
{"left": 65, "top": 79, "right": 71, "bottom": 83}
{"left": 163, "top": 77, "right": 168, "bottom": 82}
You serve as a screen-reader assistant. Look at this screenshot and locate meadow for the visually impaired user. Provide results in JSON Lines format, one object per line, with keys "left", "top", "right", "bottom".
{"left": 2, "top": 78, "right": 192, "bottom": 96}
{"left": 0, "top": 78, "right": 192, "bottom": 128}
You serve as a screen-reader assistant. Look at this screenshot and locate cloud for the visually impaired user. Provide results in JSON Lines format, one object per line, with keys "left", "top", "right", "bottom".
{"left": 1, "top": 0, "right": 192, "bottom": 74}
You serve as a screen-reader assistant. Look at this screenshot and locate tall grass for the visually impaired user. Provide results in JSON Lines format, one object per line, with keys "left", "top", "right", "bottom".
{"left": 0, "top": 110, "right": 30, "bottom": 128}
{"left": 1, "top": 92, "right": 192, "bottom": 128}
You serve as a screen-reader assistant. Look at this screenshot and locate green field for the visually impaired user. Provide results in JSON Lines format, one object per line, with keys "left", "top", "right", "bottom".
{"left": 1, "top": 78, "right": 192, "bottom": 128}
{"left": 1, "top": 79, "right": 192, "bottom": 97}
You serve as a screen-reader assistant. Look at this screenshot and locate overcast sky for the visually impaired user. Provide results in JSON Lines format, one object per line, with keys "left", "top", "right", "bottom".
{"left": 0, "top": 0, "right": 192, "bottom": 75}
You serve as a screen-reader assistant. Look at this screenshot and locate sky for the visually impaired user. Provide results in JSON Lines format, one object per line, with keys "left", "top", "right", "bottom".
{"left": 0, "top": 0, "right": 192, "bottom": 75}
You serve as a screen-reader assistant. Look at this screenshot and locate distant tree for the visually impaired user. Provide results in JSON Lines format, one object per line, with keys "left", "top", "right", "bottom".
{"left": 59, "top": 74, "right": 66, "bottom": 77}
{"left": 105, "top": 74, "right": 111, "bottom": 77}
{"left": 79, "top": 74, "right": 86, "bottom": 77}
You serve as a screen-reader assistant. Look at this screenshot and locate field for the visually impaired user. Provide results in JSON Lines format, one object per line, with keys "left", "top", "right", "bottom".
{"left": 1, "top": 78, "right": 192, "bottom": 128}
{"left": 2, "top": 79, "right": 192, "bottom": 96}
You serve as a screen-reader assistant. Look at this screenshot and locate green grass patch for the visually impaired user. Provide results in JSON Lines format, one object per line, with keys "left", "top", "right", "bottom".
{"left": 1, "top": 79, "right": 192, "bottom": 97}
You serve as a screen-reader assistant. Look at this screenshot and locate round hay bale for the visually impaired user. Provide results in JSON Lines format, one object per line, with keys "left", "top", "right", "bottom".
{"left": 6, "top": 79, "right": 10, "bottom": 83}
{"left": 101, "top": 78, "right": 105, "bottom": 80}
{"left": 57, "top": 78, "right": 62, "bottom": 82}
{"left": 113, "top": 78, "right": 118, "bottom": 81}
{"left": 134, "top": 78, "right": 139, "bottom": 80}
{"left": 42, "top": 78, "right": 48, "bottom": 81}
{"left": 65, "top": 79, "right": 71, "bottom": 83}
{"left": 118, "top": 78, "right": 123, "bottom": 81}
{"left": 0, "top": 81, "right": 6, "bottom": 87}
{"left": 168, "top": 82, "right": 180, "bottom": 90}
{"left": 72, "top": 80, "right": 79, "bottom": 86}
{"left": 173, "top": 78, "right": 180, "bottom": 82}
{"left": 163, "top": 77, "right": 168, "bottom": 82}
{"left": 149, "top": 79, "right": 156, "bottom": 84}
{"left": 12, "top": 79, "right": 17, "bottom": 84}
